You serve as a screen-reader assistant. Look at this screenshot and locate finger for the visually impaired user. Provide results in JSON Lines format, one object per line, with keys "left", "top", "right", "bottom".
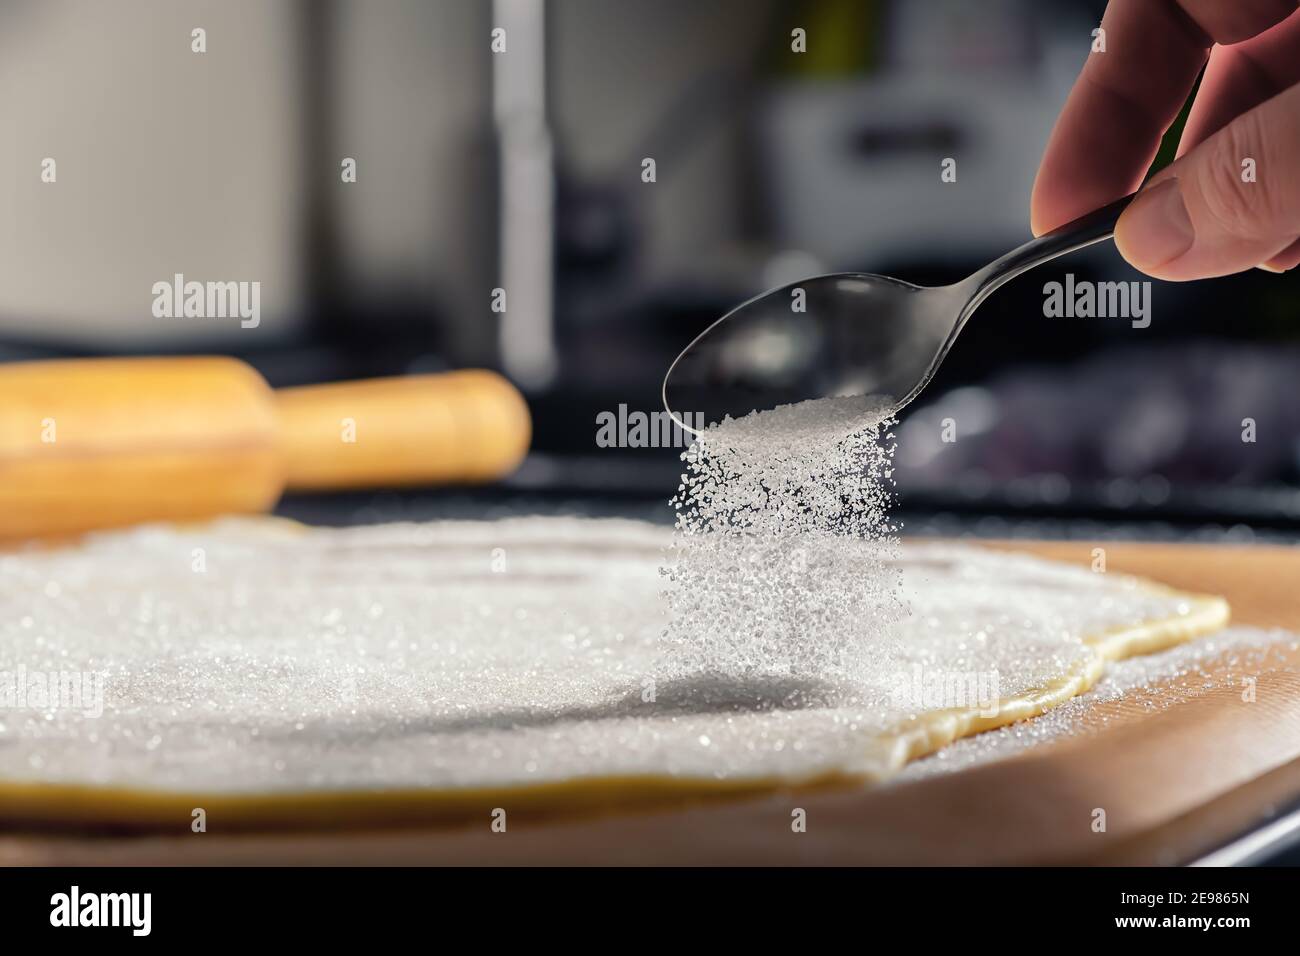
{"left": 1260, "top": 236, "right": 1300, "bottom": 272}
{"left": 1179, "top": 9, "right": 1300, "bottom": 152}
{"left": 1177, "top": 8, "right": 1300, "bottom": 274}
{"left": 1177, "top": 0, "right": 1300, "bottom": 44}
{"left": 1031, "top": 0, "right": 1208, "bottom": 236}
{"left": 1030, "top": 0, "right": 1298, "bottom": 236}
{"left": 1114, "top": 82, "right": 1300, "bottom": 280}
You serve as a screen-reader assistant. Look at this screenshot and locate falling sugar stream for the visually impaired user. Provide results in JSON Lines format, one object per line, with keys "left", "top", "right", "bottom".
{"left": 662, "top": 395, "right": 906, "bottom": 691}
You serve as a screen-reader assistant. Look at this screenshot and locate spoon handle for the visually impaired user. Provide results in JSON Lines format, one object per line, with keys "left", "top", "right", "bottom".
{"left": 963, "top": 189, "right": 1139, "bottom": 311}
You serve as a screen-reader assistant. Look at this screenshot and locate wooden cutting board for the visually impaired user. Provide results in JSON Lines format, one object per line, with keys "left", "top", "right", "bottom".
{"left": 4, "top": 539, "right": 1299, "bottom": 865}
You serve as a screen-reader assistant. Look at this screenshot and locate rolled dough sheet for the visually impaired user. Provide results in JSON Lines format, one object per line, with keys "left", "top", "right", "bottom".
{"left": 0, "top": 517, "right": 1227, "bottom": 830}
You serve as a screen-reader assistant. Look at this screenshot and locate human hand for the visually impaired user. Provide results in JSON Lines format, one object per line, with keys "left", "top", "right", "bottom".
{"left": 1031, "top": 1, "right": 1300, "bottom": 279}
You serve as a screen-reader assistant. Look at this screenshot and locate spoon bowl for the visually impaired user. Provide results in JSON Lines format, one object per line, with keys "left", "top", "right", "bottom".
{"left": 664, "top": 192, "right": 1136, "bottom": 434}
{"left": 664, "top": 274, "right": 964, "bottom": 433}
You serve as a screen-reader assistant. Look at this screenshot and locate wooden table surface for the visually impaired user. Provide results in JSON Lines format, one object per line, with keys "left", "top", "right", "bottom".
{"left": 4, "top": 539, "right": 1300, "bottom": 866}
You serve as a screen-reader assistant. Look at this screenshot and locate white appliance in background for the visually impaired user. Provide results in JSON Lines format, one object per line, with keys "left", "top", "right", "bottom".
{"left": 757, "top": 72, "right": 1068, "bottom": 271}
{"left": 758, "top": 0, "right": 1088, "bottom": 271}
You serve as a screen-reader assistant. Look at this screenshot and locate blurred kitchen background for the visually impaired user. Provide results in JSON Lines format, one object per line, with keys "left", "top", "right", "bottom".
{"left": 2, "top": 0, "right": 1298, "bottom": 541}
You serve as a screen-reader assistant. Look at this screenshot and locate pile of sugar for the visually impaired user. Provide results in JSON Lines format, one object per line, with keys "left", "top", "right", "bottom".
{"left": 662, "top": 396, "right": 904, "bottom": 686}
{"left": 0, "top": 517, "right": 1244, "bottom": 797}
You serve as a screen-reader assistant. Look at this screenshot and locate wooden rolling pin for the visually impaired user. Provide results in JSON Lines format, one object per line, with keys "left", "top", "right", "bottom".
{"left": 0, "top": 357, "right": 531, "bottom": 539}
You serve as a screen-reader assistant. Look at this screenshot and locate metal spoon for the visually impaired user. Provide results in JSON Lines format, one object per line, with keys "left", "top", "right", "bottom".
{"left": 663, "top": 191, "right": 1136, "bottom": 433}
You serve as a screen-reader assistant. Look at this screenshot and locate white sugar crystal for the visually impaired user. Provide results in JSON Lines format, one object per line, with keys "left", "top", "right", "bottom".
{"left": 663, "top": 396, "right": 904, "bottom": 685}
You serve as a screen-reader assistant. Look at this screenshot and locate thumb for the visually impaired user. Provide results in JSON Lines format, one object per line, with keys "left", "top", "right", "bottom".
{"left": 1114, "top": 82, "right": 1300, "bottom": 280}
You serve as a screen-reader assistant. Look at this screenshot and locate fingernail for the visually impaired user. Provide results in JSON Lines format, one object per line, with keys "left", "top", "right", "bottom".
{"left": 1116, "top": 178, "right": 1194, "bottom": 268}
{"left": 1257, "top": 262, "right": 1285, "bottom": 274}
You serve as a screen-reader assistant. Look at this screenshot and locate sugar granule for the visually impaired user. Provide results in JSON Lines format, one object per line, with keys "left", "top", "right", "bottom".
{"left": 662, "top": 396, "right": 904, "bottom": 687}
